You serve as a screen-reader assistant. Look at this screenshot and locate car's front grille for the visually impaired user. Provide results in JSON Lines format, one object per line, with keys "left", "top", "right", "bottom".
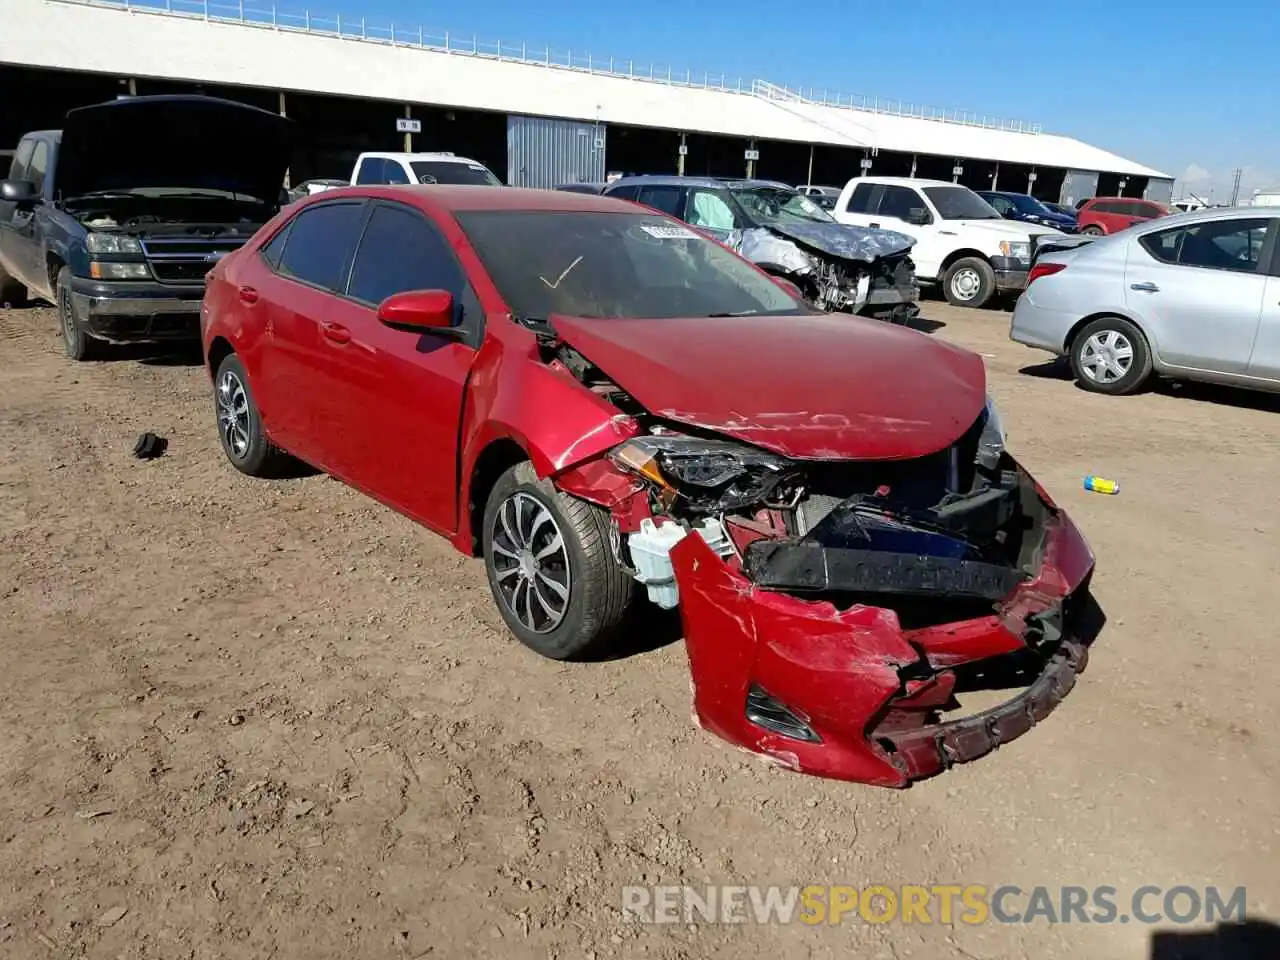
{"left": 140, "top": 237, "right": 248, "bottom": 286}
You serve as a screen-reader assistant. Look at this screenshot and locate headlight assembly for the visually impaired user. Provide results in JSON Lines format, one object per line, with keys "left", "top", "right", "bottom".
{"left": 998, "top": 240, "right": 1031, "bottom": 261}
{"left": 86, "top": 233, "right": 143, "bottom": 255}
{"left": 977, "top": 395, "right": 1006, "bottom": 470}
{"left": 609, "top": 434, "right": 794, "bottom": 509}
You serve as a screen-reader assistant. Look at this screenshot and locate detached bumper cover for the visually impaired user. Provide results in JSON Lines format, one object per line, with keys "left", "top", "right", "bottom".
{"left": 669, "top": 494, "right": 1097, "bottom": 787}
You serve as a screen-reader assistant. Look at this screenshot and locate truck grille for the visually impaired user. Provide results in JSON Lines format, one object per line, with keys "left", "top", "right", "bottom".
{"left": 140, "top": 237, "right": 248, "bottom": 286}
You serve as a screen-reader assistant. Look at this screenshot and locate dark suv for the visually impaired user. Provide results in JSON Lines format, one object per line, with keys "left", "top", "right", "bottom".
{"left": 0, "top": 96, "right": 291, "bottom": 359}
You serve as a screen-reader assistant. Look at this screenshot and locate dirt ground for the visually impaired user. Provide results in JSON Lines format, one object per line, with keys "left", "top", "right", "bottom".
{"left": 0, "top": 300, "right": 1277, "bottom": 960}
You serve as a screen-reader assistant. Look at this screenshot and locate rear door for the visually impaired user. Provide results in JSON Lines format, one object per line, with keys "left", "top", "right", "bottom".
{"left": 310, "top": 199, "right": 481, "bottom": 533}
{"left": 252, "top": 199, "right": 368, "bottom": 463}
{"left": 1126, "top": 216, "right": 1274, "bottom": 373}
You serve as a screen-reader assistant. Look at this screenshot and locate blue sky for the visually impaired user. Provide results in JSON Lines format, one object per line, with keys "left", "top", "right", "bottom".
{"left": 351, "top": 0, "right": 1275, "bottom": 198}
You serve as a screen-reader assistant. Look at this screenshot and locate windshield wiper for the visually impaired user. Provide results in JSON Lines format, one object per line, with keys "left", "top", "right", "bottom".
{"left": 706, "top": 310, "right": 762, "bottom": 317}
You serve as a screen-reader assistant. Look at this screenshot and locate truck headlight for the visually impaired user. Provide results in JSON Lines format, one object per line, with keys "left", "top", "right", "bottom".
{"left": 86, "top": 233, "right": 143, "bottom": 255}
{"left": 89, "top": 262, "right": 152, "bottom": 280}
{"left": 998, "top": 240, "right": 1031, "bottom": 261}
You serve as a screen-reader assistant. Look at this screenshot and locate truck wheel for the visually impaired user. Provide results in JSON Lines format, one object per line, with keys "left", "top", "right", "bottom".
{"left": 482, "top": 462, "right": 634, "bottom": 661}
{"left": 56, "top": 267, "right": 102, "bottom": 361}
{"left": 942, "top": 257, "right": 996, "bottom": 308}
{"left": 1069, "top": 316, "right": 1152, "bottom": 395}
{"left": 213, "top": 352, "right": 292, "bottom": 477}
{"left": 0, "top": 264, "right": 26, "bottom": 307}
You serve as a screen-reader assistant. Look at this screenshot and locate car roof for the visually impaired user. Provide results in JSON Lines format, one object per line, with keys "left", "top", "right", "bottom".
{"left": 607, "top": 174, "right": 793, "bottom": 190}
{"left": 857, "top": 176, "right": 957, "bottom": 188}
{"left": 306, "top": 184, "right": 642, "bottom": 214}
{"left": 359, "top": 152, "right": 478, "bottom": 164}
{"left": 1128, "top": 205, "right": 1280, "bottom": 228}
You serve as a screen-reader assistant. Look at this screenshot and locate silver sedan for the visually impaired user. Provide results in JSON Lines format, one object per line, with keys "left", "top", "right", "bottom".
{"left": 1010, "top": 207, "right": 1280, "bottom": 395}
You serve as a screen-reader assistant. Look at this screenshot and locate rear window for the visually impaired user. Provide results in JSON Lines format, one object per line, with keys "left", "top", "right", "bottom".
{"left": 455, "top": 210, "right": 807, "bottom": 320}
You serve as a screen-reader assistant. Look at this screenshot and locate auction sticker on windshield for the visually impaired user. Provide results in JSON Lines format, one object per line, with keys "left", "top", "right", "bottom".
{"left": 638, "top": 224, "right": 700, "bottom": 241}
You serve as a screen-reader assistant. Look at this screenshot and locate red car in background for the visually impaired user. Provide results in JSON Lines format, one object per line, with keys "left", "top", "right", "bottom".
{"left": 1076, "top": 196, "right": 1171, "bottom": 235}
{"left": 200, "top": 185, "right": 1100, "bottom": 787}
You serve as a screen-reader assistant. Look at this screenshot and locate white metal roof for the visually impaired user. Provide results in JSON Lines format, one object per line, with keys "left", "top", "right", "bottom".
{"left": 2, "top": 0, "right": 1169, "bottom": 179}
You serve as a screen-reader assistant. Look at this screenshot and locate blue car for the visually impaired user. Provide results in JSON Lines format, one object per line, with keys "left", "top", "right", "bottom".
{"left": 977, "top": 190, "right": 1078, "bottom": 233}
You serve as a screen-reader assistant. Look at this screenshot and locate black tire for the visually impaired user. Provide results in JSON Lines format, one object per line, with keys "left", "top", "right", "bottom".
{"left": 56, "top": 267, "right": 103, "bottom": 361}
{"left": 942, "top": 256, "right": 996, "bottom": 308}
{"left": 0, "top": 263, "right": 26, "bottom": 307}
{"left": 212, "top": 352, "right": 291, "bottom": 477}
{"left": 482, "top": 462, "right": 634, "bottom": 660}
{"left": 1069, "top": 316, "right": 1152, "bottom": 395}
{"left": 1080, "top": 225, "right": 1104, "bottom": 236}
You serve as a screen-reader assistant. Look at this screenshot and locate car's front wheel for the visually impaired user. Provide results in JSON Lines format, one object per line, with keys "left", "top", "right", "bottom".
{"left": 1069, "top": 316, "right": 1152, "bottom": 395}
{"left": 56, "top": 267, "right": 102, "bottom": 361}
{"left": 1080, "top": 225, "right": 1104, "bottom": 236}
{"left": 482, "top": 462, "right": 634, "bottom": 660}
{"left": 942, "top": 257, "right": 996, "bottom": 308}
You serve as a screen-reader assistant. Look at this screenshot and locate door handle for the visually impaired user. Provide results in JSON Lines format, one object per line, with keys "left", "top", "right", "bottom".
{"left": 238, "top": 285, "right": 259, "bottom": 304}
{"left": 321, "top": 321, "right": 351, "bottom": 344}
{"left": 1130, "top": 281, "right": 1159, "bottom": 293}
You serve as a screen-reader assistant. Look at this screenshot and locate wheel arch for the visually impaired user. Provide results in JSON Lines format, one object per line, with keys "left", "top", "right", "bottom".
{"left": 464, "top": 437, "right": 531, "bottom": 557}
{"left": 939, "top": 248, "right": 992, "bottom": 273}
{"left": 1063, "top": 310, "right": 1157, "bottom": 362}
{"left": 207, "top": 335, "right": 236, "bottom": 379}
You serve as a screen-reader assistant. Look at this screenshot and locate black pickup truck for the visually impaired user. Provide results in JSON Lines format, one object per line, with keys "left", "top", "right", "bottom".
{"left": 0, "top": 95, "right": 291, "bottom": 359}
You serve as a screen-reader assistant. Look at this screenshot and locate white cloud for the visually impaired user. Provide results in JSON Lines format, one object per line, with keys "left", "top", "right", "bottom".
{"left": 1173, "top": 164, "right": 1278, "bottom": 204}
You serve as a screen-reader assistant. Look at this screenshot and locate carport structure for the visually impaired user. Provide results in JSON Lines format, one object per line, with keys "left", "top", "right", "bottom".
{"left": 1, "top": 0, "right": 1170, "bottom": 204}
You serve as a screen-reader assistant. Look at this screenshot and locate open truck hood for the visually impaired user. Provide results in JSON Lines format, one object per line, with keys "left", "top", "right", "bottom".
{"left": 550, "top": 313, "right": 986, "bottom": 461}
{"left": 57, "top": 95, "right": 293, "bottom": 203}
{"left": 769, "top": 220, "right": 915, "bottom": 263}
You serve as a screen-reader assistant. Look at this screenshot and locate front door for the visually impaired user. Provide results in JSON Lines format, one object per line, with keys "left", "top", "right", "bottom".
{"left": 310, "top": 200, "right": 480, "bottom": 535}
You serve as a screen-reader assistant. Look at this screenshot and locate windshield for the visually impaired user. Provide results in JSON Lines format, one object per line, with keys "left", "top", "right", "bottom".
{"left": 729, "top": 185, "right": 835, "bottom": 225}
{"left": 923, "top": 186, "right": 1003, "bottom": 220}
{"left": 1004, "top": 193, "right": 1055, "bottom": 216}
{"left": 410, "top": 160, "right": 502, "bottom": 186}
{"left": 456, "top": 210, "right": 808, "bottom": 320}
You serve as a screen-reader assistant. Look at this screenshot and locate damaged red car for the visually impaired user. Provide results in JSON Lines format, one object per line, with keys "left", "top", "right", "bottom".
{"left": 201, "top": 185, "right": 1101, "bottom": 788}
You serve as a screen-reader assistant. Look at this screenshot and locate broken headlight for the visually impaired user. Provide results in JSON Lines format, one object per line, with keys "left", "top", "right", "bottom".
{"left": 976, "top": 395, "right": 1006, "bottom": 471}
{"left": 610, "top": 434, "right": 794, "bottom": 509}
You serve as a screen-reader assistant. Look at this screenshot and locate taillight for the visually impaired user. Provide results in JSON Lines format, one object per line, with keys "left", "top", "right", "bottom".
{"left": 1027, "top": 261, "right": 1067, "bottom": 286}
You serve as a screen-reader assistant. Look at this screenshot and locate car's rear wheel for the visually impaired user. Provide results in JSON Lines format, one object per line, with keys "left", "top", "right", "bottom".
{"left": 213, "top": 352, "right": 291, "bottom": 476}
{"left": 57, "top": 267, "right": 102, "bottom": 361}
{"left": 942, "top": 257, "right": 996, "bottom": 308}
{"left": 1080, "top": 225, "right": 1104, "bottom": 236}
{"left": 1069, "top": 316, "right": 1152, "bottom": 395}
{"left": 482, "top": 462, "right": 634, "bottom": 661}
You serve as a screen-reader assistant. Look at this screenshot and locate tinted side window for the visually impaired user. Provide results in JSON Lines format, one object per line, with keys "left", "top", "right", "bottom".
{"left": 846, "top": 182, "right": 876, "bottom": 213}
{"left": 635, "top": 186, "right": 685, "bottom": 218}
{"left": 9, "top": 138, "right": 34, "bottom": 180}
{"left": 685, "top": 189, "right": 738, "bottom": 230}
{"left": 355, "top": 158, "right": 385, "bottom": 185}
{"left": 259, "top": 222, "right": 292, "bottom": 268}
{"left": 878, "top": 185, "right": 924, "bottom": 220}
{"left": 1140, "top": 228, "right": 1182, "bottom": 264}
{"left": 26, "top": 142, "right": 50, "bottom": 194}
{"left": 348, "top": 204, "right": 463, "bottom": 305}
{"left": 1176, "top": 218, "right": 1270, "bottom": 273}
{"left": 1139, "top": 203, "right": 1165, "bottom": 219}
{"left": 277, "top": 202, "right": 366, "bottom": 291}
{"left": 607, "top": 185, "right": 639, "bottom": 202}
{"left": 382, "top": 161, "right": 411, "bottom": 185}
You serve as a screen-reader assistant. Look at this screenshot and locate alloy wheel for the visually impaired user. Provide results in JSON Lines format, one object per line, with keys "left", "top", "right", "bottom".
{"left": 489, "top": 491, "right": 572, "bottom": 634}
{"left": 1079, "top": 330, "right": 1134, "bottom": 384}
{"left": 216, "top": 369, "right": 252, "bottom": 459}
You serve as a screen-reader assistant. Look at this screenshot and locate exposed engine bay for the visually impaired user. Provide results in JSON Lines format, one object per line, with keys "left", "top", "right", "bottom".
{"left": 65, "top": 192, "right": 273, "bottom": 240}
{"left": 542, "top": 332, "right": 1100, "bottom": 786}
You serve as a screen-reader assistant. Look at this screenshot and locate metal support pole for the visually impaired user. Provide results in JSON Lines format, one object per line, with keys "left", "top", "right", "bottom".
{"left": 746, "top": 139, "right": 756, "bottom": 179}
{"left": 991, "top": 161, "right": 999, "bottom": 190}
{"left": 805, "top": 144, "right": 814, "bottom": 187}
{"left": 404, "top": 104, "right": 413, "bottom": 153}
{"left": 128, "top": 77, "right": 137, "bottom": 96}
{"left": 278, "top": 91, "right": 290, "bottom": 187}
{"left": 909, "top": 154, "right": 917, "bottom": 178}
{"left": 678, "top": 132, "right": 687, "bottom": 176}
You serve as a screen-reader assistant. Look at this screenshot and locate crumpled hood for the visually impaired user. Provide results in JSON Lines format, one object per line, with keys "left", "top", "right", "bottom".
{"left": 57, "top": 95, "right": 293, "bottom": 203}
{"left": 550, "top": 313, "right": 986, "bottom": 460}
{"left": 769, "top": 220, "right": 915, "bottom": 263}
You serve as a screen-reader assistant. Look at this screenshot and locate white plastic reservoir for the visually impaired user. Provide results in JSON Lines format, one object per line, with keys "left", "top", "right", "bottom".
{"left": 626, "top": 518, "right": 736, "bottom": 609}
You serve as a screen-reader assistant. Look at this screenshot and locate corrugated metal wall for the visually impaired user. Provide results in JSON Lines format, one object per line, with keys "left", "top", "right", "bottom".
{"left": 1143, "top": 178, "right": 1175, "bottom": 204}
{"left": 1059, "top": 169, "right": 1100, "bottom": 206}
{"left": 507, "top": 114, "right": 606, "bottom": 188}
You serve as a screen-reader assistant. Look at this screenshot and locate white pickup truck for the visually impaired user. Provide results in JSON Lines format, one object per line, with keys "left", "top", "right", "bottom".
{"left": 349, "top": 152, "right": 503, "bottom": 187}
{"left": 832, "top": 177, "right": 1063, "bottom": 308}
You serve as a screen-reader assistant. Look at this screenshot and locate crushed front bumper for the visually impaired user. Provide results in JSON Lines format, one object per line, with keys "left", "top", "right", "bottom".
{"left": 668, "top": 490, "right": 1098, "bottom": 787}
{"left": 70, "top": 277, "right": 203, "bottom": 343}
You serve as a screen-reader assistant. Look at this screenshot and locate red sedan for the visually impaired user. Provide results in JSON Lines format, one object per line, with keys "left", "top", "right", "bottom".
{"left": 200, "top": 185, "right": 1100, "bottom": 787}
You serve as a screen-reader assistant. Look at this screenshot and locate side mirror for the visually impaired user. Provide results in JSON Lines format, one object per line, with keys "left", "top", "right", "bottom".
{"left": 905, "top": 208, "right": 931, "bottom": 226}
{"left": 377, "top": 289, "right": 463, "bottom": 337}
{"left": 0, "top": 179, "right": 39, "bottom": 205}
